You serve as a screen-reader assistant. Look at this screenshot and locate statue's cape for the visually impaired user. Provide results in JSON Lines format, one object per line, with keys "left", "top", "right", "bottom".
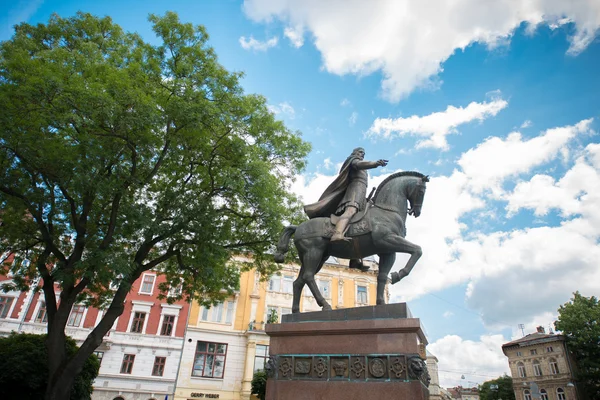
{"left": 303, "top": 155, "right": 360, "bottom": 219}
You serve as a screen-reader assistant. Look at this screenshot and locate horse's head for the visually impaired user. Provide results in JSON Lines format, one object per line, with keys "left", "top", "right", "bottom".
{"left": 407, "top": 175, "right": 428, "bottom": 218}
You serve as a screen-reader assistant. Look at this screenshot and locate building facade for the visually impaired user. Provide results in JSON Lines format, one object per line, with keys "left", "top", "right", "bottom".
{"left": 173, "top": 255, "right": 386, "bottom": 400}
{"left": 447, "top": 386, "right": 480, "bottom": 400}
{"left": 502, "top": 327, "right": 580, "bottom": 400}
{"left": 1, "top": 253, "right": 389, "bottom": 400}
{"left": 0, "top": 253, "right": 190, "bottom": 400}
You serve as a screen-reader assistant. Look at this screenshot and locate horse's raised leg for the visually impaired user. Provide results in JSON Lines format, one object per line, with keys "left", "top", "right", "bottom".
{"left": 379, "top": 234, "right": 422, "bottom": 285}
{"left": 301, "top": 250, "right": 332, "bottom": 311}
{"left": 376, "top": 253, "right": 396, "bottom": 305}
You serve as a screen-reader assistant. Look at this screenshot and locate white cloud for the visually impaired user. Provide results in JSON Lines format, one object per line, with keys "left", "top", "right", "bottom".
{"left": 340, "top": 98, "right": 351, "bottom": 107}
{"left": 239, "top": 35, "right": 278, "bottom": 51}
{"left": 348, "top": 111, "right": 358, "bottom": 126}
{"left": 458, "top": 118, "right": 594, "bottom": 194}
{"left": 284, "top": 26, "right": 304, "bottom": 47}
{"left": 242, "top": 0, "right": 600, "bottom": 101}
{"left": 322, "top": 157, "right": 333, "bottom": 170}
{"left": 268, "top": 101, "right": 296, "bottom": 118}
{"left": 367, "top": 96, "right": 508, "bottom": 150}
{"left": 429, "top": 334, "right": 510, "bottom": 388}
{"left": 443, "top": 311, "right": 454, "bottom": 318}
{"left": 520, "top": 120, "right": 532, "bottom": 129}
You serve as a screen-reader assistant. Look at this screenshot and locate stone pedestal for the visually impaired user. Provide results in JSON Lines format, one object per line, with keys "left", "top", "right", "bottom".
{"left": 264, "top": 303, "right": 430, "bottom": 400}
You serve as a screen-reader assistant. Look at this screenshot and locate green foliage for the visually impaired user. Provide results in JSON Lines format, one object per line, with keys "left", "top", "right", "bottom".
{"left": 0, "top": 11, "right": 310, "bottom": 398}
{"left": 554, "top": 291, "right": 600, "bottom": 400}
{"left": 0, "top": 332, "right": 99, "bottom": 400}
{"left": 267, "top": 308, "right": 278, "bottom": 324}
{"left": 478, "top": 375, "right": 515, "bottom": 400}
{"left": 0, "top": 10, "right": 310, "bottom": 306}
{"left": 251, "top": 370, "right": 268, "bottom": 400}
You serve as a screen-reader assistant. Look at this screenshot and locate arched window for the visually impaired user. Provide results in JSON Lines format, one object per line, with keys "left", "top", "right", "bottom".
{"left": 549, "top": 358, "right": 560, "bottom": 374}
{"left": 533, "top": 359, "right": 542, "bottom": 376}
{"left": 517, "top": 362, "right": 526, "bottom": 378}
{"left": 113, "top": 397, "right": 125, "bottom": 400}
{"left": 557, "top": 388, "right": 566, "bottom": 400}
{"left": 524, "top": 389, "right": 531, "bottom": 400}
{"left": 540, "top": 389, "right": 548, "bottom": 400}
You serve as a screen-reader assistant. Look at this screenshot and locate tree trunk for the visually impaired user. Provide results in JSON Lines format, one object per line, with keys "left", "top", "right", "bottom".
{"left": 44, "top": 284, "right": 130, "bottom": 400}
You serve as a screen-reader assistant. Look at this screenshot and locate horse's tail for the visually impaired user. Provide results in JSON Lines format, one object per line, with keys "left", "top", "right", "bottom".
{"left": 274, "top": 225, "right": 297, "bottom": 263}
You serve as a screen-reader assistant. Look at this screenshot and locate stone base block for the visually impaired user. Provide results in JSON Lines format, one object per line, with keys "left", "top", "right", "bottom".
{"left": 264, "top": 303, "right": 430, "bottom": 400}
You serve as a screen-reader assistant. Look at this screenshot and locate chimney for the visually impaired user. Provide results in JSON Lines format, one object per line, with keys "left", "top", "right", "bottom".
{"left": 536, "top": 326, "right": 545, "bottom": 333}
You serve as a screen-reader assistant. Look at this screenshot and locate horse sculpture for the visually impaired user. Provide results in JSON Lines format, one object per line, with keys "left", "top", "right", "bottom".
{"left": 274, "top": 171, "right": 429, "bottom": 313}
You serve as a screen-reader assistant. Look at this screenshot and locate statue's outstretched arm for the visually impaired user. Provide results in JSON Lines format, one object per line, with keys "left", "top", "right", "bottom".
{"left": 354, "top": 159, "right": 388, "bottom": 170}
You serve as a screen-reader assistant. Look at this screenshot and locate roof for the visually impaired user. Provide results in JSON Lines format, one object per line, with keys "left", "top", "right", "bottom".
{"left": 502, "top": 332, "right": 564, "bottom": 349}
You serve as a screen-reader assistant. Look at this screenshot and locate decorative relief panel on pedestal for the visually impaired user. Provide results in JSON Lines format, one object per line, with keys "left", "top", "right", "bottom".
{"left": 269, "top": 353, "right": 427, "bottom": 385}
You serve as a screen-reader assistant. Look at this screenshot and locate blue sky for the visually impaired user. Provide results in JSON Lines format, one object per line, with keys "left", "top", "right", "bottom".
{"left": 3, "top": 0, "right": 600, "bottom": 388}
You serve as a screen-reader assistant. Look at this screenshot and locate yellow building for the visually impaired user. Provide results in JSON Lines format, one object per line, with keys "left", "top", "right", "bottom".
{"left": 502, "top": 326, "right": 580, "bottom": 400}
{"left": 173, "top": 255, "right": 385, "bottom": 400}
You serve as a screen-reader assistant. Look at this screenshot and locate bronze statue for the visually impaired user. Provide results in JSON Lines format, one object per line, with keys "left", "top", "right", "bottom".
{"left": 304, "top": 147, "right": 388, "bottom": 241}
{"left": 275, "top": 165, "right": 428, "bottom": 313}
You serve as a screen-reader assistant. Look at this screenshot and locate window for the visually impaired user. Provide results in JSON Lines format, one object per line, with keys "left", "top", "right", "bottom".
{"left": 550, "top": 358, "right": 560, "bottom": 374}
{"left": 517, "top": 362, "right": 526, "bottom": 378}
{"left": 357, "top": 285, "right": 368, "bottom": 304}
{"left": 152, "top": 356, "right": 166, "bottom": 376}
{"left": 67, "top": 305, "right": 86, "bottom": 327}
{"left": 168, "top": 281, "right": 182, "bottom": 297}
{"left": 192, "top": 341, "right": 227, "bottom": 378}
{"left": 557, "top": 388, "right": 566, "bottom": 400}
{"left": 201, "top": 306, "right": 209, "bottom": 321}
{"left": 540, "top": 389, "right": 548, "bottom": 400}
{"left": 533, "top": 360, "right": 542, "bottom": 376}
{"left": 516, "top": 351, "right": 522, "bottom": 357}
{"left": 0, "top": 296, "right": 14, "bottom": 318}
{"left": 161, "top": 315, "right": 175, "bottom": 336}
{"left": 266, "top": 306, "right": 278, "bottom": 323}
{"left": 254, "top": 344, "right": 269, "bottom": 372}
{"left": 130, "top": 312, "right": 146, "bottom": 333}
{"left": 140, "top": 274, "right": 156, "bottom": 294}
{"left": 265, "top": 306, "right": 291, "bottom": 323}
{"left": 524, "top": 390, "right": 531, "bottom": 400}
{"left": 35, "top": 301, "right": 48, "bottom": 323}
{"left": 318, "top": 280, "right": 331, "bottom": 298}
{"left": 530, "top": 349, "right": 537, "bottom": 355}
{"left": 283, "top": 275, "right": 293, "bottom": 294}
{"left": 546, "top": 346, "right": 554, "bottom": 353}
{"left": 268, "top": 275, "right": 281, "bottom": 292}
{"left": 225, "top": 301, "right": 235, "bottom": 324}
{"left": 120, "top": 354, "right": 135, "bottom": 374}
{"left": 94, "top": 351, "right": 104, "bottom": 366}
{"left": 211, "top": 303, "right": 224, "bottom": 322}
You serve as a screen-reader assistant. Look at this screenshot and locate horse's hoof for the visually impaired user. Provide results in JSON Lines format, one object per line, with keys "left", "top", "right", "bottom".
{"left": 391, "top": 271, "right": 405, "bottom": 284}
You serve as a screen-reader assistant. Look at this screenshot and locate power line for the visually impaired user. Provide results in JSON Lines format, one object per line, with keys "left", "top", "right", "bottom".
{"left": 437, "top": 369, "right": 505, "bottom": 379}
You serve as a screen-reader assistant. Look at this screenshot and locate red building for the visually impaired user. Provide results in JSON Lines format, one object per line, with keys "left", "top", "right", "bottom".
{"left": 0, "top": 252, "right": 190, "bottom": 400}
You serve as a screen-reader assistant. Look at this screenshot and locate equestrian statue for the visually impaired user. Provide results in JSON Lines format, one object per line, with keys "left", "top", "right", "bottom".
{"left": 274, "top": 147, "right": 429, "bottom": 313}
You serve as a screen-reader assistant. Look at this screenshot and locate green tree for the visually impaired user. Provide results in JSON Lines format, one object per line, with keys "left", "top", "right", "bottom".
{"left": 0, "top": 332, "right": 99, "bottom": 400}
{"left": 251, "top": 370, "right": 268, "bottom": 400}
{"left": 478, "top": 375, "right": 515, "bottom": 400}
{"left": 555, "top": 292, "right": 600, "bottom": 400}
{"left": 0, "top": 11, "right": 310, "bottom": 400}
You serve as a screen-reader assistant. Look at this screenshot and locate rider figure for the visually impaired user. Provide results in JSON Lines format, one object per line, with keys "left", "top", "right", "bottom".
{"left": 304, "top": 147, "right": 388, "bottom": 242}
